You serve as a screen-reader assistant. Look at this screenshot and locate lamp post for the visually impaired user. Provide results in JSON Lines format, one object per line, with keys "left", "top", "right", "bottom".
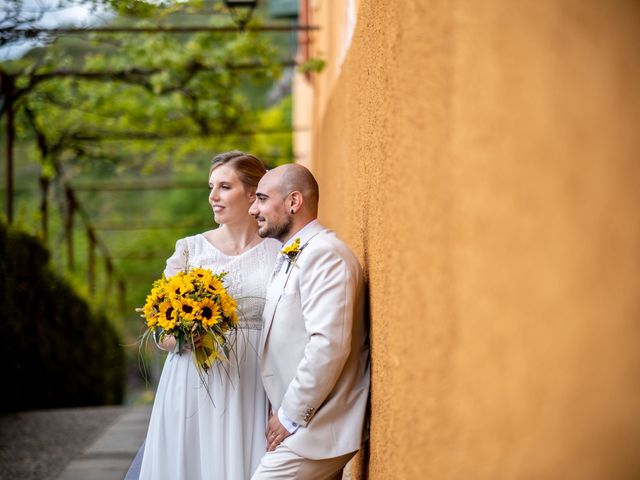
{"left": 224, "top": 0, "right": 258, "bottom": 30}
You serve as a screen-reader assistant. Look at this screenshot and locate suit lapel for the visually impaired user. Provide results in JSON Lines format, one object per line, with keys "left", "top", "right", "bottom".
{"left": 259, "top": 221, "right": 327, "bottom": 356}
{"left": 259, "top": 271, "right": 287, "bottom": 355}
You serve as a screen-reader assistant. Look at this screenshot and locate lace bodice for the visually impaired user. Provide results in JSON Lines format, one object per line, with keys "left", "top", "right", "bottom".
{"left": 164, "top": 234, "right": 281, "bottom": 330}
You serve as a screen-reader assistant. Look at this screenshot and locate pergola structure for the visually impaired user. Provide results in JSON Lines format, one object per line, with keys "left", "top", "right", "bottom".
{"left": 1, "top": 2, "right": 317, "bottom": 313}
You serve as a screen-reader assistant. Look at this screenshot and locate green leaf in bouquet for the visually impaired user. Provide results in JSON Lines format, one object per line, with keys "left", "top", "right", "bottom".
{"left": 176, "top": 335, "right": 185, "bottom": 354}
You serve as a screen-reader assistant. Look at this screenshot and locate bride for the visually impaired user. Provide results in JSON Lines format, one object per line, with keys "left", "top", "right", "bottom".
{"left": 135, "top": 151, "right": 280, "bottom": 480}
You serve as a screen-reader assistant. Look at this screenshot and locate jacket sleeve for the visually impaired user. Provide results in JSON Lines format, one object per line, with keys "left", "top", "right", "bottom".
{"left": 280, "top": 245, "right": 356, "bottom": 427}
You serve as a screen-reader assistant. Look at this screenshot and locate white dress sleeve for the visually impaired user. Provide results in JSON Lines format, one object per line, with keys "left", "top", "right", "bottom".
{"left": 155, "top": 238, "right": 189, "bottom": 351}
{"left": 164, "top": 238, "right": 189, "bottom": 278}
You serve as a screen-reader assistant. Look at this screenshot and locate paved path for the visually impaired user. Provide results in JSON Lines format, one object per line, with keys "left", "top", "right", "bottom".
{"left": 0, "top": 405, "right": 361, "bottom": 479}
{"left": 0, "top": 405, "right": 151, "bottom": 480}
{"left": 56, "top": 406, "right": 151, "bottom": 480}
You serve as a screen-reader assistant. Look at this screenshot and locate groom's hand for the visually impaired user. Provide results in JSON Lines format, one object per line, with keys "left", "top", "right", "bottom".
{"left": 266, "top": 413, "right": 291, "bottom": 452}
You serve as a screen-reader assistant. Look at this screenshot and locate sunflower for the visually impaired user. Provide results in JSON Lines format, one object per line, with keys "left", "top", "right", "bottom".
{"left": 190, "top": 267, "right": 213, "bottom": 283}
{"left": 152, "top": 276, "right": 167, "bottom": 289}
{"left": 198, "top": 297, "right": 222, "bottom": 328}
{"left": 166, "top": 275, "right": 195, "bottom": 297}
{"left": 172, "top": 297, "right": 200, "bottom": 323}
{"left": 158, "top": 301, "right": 177, "bottom": 330}
{"left": 143, "top": 295, "right": 158, "bottom": 318}
{"left": 138, "top": 266, "right": 241, "bottom": 373}
{"left": 219, "top": 292, "right": 238, "bottom": 324}
{"left": 146, "top": 313, "right": 159, "bottom": 328}
{"left": 157, "top": 301, "right": 178, "bottom": 330}
{"left": 205, "top": 276, "right": 224, "bottom": 295}
{"left": 180, "top": 277, "right": 196, "bottom": 294}
{"left": 281, "top": 237, "right": 301, "bottom": 259}
{"left": 150, "top": 280, "right": 166, "bottom": 295}
{"left": 165, "top": 276, "right": 182, "bottom": 295}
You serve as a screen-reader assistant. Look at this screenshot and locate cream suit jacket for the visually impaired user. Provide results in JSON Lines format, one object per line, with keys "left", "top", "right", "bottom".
{"left": 259, "top": 221, "right": 370, "bottom": 460}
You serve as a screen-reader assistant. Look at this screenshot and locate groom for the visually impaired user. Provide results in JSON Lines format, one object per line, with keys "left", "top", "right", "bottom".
{"left": 249, "top": 164, "right": 370, "bottom": 479}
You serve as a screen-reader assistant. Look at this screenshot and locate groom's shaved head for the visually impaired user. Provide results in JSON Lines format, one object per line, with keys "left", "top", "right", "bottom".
{"left": 250, "top": 163, "right": 320, "bottom": 240}
{"left": 277, "top": 164, "right": 319, "bottom": 215}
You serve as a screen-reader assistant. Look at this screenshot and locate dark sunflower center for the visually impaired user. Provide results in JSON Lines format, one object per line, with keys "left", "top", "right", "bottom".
{"left": 165, "top": 307, "right": 174, "bottom": 320}
{"left": 201, "top": 307, "right": 213, "bottom": 319}
{"left": 182, "top": 304, "right": 193, "bottom": 313}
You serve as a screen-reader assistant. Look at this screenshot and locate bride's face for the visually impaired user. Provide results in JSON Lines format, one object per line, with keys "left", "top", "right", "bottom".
{"left": 208, "top": 165, "right": 255, "bottom": 225}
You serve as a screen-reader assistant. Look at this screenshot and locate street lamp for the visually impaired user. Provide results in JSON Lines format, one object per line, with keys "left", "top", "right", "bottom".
{"left": 224, "top": 0, "right": 258, "bottom": 30}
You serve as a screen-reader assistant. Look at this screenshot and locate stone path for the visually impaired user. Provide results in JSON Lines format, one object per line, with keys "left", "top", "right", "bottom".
{"left": 0, "top": 405, "right": 150, "bottom": 480}
{"left": 0, "top": 405, "right": 356, "bottom": 479}
{"left": 56, "top": 406, "right": 151, "bottom": 480}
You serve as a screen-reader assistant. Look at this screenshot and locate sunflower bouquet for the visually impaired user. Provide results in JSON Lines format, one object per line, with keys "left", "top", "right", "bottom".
{"left": 138, "top": 267, "right": 239, "bottom": 373}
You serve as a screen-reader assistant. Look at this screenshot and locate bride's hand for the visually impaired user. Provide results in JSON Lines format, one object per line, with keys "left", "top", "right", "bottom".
{"left": 157, "top": 335, "right": 176, "bottom": 352}
{"left": 183, "top": 334, "right": 204, "bottom": 351}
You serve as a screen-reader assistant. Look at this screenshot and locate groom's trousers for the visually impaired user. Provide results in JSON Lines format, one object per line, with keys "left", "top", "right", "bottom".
{"left": 251, "top": 444, "right": 356, "bottom": 480}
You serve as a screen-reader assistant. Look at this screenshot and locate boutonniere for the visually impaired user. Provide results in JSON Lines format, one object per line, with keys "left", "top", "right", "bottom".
{"left": 280, "top": 237, "right": 302, "bottom": 274}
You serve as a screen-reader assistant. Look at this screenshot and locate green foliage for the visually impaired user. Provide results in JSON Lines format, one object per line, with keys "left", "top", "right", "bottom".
{"left": 297, "top": 57, "right": 326, "bottom": 74}
{"left": 7, "top": 8, "right": 285, "bottom": 171}
{"left": 1, "top": 1, "right": 294, "bottom": 393}
{"left": 107, "top": 0, "right": 163, "bottom": 17}
{"left": 0, "top": 221, "right": 124, "bottom": 412}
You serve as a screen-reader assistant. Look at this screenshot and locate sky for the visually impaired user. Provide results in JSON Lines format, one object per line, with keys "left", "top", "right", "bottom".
{"left": 0, "top": 0, "right": 112, "bottom": 60}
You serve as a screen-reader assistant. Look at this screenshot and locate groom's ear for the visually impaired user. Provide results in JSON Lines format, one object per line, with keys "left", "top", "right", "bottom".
{"left": 288, "top": 190, "right": 304, "bottom": 213}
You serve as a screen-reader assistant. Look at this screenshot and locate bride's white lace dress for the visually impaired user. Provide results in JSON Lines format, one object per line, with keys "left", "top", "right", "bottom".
{"left": 139, "top": 234, "right": 280, "bottom": 480}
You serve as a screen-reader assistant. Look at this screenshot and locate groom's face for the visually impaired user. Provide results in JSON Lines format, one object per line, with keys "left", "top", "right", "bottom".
{"left": 249, "top": 172, "right": 293, "bottom": 242}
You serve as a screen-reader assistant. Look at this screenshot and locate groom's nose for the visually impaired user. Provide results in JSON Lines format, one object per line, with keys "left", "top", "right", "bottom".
{"left": 248, "top": 199, "right": 258, "bottom": 216}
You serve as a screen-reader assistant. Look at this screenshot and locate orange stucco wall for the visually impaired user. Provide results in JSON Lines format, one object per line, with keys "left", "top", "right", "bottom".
{"left": 296, "top": 1, "right": 640, "bottom": 478}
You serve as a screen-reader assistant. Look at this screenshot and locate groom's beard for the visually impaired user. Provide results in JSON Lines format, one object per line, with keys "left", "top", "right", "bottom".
{"left": 258, "top": 214, "right": 293, "bottom": 242}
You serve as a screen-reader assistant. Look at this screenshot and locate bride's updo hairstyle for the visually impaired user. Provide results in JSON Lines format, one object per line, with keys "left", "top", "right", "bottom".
{"left": 209, "top": 150, "right": 267, "bottom": 191}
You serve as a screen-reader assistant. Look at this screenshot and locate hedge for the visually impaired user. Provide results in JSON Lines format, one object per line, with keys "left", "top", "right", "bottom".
{"left": 0, "top": 222, "right": 124, "bottom": 412}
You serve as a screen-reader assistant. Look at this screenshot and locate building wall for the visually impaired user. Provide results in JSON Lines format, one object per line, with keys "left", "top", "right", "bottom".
{"left": 294, "top": 1, "right": 640, "bottom": 478}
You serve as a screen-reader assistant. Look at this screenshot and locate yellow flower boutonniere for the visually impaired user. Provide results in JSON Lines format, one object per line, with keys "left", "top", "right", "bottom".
{"left": 280, "top": 237, "right": 302, "bottom": 273}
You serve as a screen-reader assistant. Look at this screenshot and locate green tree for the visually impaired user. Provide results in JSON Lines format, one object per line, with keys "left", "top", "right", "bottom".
{"left": 1, "top": 0, "right": 294, "bottom": 397}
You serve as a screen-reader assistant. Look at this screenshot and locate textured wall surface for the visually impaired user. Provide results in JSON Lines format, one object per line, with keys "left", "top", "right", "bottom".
{"left": 301, "top": 1, "right": 640, "bottom": 478}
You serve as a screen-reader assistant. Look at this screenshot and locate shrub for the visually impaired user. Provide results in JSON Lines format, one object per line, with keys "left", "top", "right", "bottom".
{"left": 0, "top": 222, "right": 124, "bottom": 412}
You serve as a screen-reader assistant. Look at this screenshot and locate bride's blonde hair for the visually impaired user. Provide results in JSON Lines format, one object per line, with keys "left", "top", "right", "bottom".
{"left": 209, "top": 150, "right": 266, "bottom": 190}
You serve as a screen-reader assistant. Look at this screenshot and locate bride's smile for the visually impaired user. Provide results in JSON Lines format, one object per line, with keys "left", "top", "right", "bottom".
{"left": 208, "top": 164, "right": 256, "bottom": 225}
